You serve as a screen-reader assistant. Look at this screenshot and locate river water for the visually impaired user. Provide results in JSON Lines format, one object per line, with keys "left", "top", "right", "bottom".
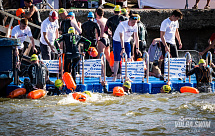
{"left": 0, "top": 92, "right": 214, "bottom": 135}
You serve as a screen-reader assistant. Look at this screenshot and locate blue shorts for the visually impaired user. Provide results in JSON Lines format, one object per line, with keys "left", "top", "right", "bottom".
{"left": 113, "top": 40, "right": 131, "bottom": 61}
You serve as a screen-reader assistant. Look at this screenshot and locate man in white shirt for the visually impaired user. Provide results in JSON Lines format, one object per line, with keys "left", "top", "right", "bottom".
{"left": 112, "top": 14, "right": 141, "bottom": 81}
{"left": 160, "top": 9, "right": 183, "bottom": 74}
{"left": 11, "top": 18, "right": 35, "bottom": 58}
{"left": 40, "top": 10, "right": 59, "bottom": 60}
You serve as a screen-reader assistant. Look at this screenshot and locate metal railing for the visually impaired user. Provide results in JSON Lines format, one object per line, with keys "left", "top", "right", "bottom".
{"left": 121, "top": 52, "right": 127, "bottom": 83}
{"left": 184, "top": 52, "right": 191, "bottom": 83}
{"left": 100, "top": 52, "right": 106, "bottom": 83}
{"left": 206, "top": 51, "right": 212, "bottom": 83}
{"left": 142, "top": 51, "right": 149, "bottom": 83}
{"left": 165, "top": 52, "right": 170, "bottom": 83}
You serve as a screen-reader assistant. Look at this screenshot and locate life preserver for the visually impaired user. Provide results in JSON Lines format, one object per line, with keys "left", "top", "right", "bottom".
{"left": 16, "top": 8, "right": 25, "bottom": 24}
{"left": 72, "top": 92, "right": 87, "bottom": 102}
{"left": 113, "top": 86, "right": 124, "bottom": 97}
{"left": 7, "top": 88, "right": 26, "bottom": 98}
{"left": 62, "top": 72, "right": 76, "bottom": 91}
{"left": 110, "top": 51, "right": 114, "bottom": 67}
{"left": 27, "top": 89, "right": 46, "bottom": 99}
{"left": 88, "top": 47, "right": 98, "bottom": 57}
{"left": 180, "top": 86, "right": 199, "bottom": 94}
{"left": 136, "top": 58, "right": 143, "bottom": 61}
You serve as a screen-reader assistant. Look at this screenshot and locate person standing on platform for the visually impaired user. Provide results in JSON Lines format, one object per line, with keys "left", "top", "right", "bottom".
{"left": 104, "top": 5, "right": 127, "bottom": 76}
{"left": 58, "top": 8, "right": 81, "bottom": 35}
{"left": 112, "top": 14, "right": 141, "bottom": 82}
{"left": 12, "top": 18, "right": 35, "bottom": 62}
{"left": 40, "top": 10, "right": 59, "bottom": 60}
{"left": 160, "top": 9, "right": 183, "bottom": 74}
{"left": 22, "top": 0, "right": 41, "bottom": 39}
{"left": 81, "top": 11, "right": 100, "bottom": 59}
{"left": 54, "top": 27, "right": 91, "bottom": 82}
{"left": 199, "top": 33, "right": 215, "bottom": 57}
{"left": 192, "top": 0, "right": 211, "bottom": 9}
{"left": 134, "top": 14, "right": 147, "bottom": 61}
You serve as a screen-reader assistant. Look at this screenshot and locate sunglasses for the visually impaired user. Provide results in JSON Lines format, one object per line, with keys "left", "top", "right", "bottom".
{"left": 131, "top": 16, "right": 138, "bottom": 20}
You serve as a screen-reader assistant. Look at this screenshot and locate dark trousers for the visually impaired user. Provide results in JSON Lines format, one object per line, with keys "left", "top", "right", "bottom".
{"left": 64, "top": 56, "right": 80, "bottom": 83}
{"left": 161, "top": 42, "right": 178, "bottom": 74}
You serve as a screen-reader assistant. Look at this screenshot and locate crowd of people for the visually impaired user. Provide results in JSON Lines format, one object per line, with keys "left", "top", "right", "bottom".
{"left": 9, "top": 0, "right": 215, "bottom": 94}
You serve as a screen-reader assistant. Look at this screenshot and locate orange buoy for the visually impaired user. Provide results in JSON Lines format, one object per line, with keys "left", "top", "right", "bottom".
{"left": 16, "top": 8, "right": 25, "bottom": 24}
{"left": 72, "top": 92, "right": 86, "bottom": 102}
{"left": 88, "top": 47, "right": 98, "bottom": 57}
{"left": 7, "top": 88, "right": 26, "bottom": 98}
{"left": 27, "top": 89, "right": 46, "bottom": 99}
{"left": 180, "top": 86, "right": 199, "bottom": 94}
{"left": 110, "top": 51, "right": 114, "bottom": 67}
{"left": 137, "top": 58, "right": 143, "bottom": 61}
{"left": 113, "top": 87, "right": 124, "bottom": 97}
{"left": 62, "top": 72, "right": 76, "bottom": 91}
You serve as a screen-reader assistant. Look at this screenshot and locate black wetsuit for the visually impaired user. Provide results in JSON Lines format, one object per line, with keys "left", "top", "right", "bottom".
{"left": 47, "top": 87, "right": 66, "bottom": 96}
{"left": 104, "top": 15, "right": 127, "bottom": 37}
{"left": 60, "top": 17, "right": 72, "bottom": 34}
{"left": 81, "top": 19, "right": 100, "bottom": 47}
{"left": 28, "top": 61, "right": 49, "bottom": 90}
{"left": 186, "top": 65, "right": 215, "bottom": 93}
{"left": 134, "top": 21, "right": 147, "bottom": 60}
{"left": 29, "top": 5, "right": 41, "bottom": 39}
{"left": 54, "top": 33, "right": 91, "bottom": 82}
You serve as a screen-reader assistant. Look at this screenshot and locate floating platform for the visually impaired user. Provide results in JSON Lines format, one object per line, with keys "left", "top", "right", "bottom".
{"left": 5, "top": 75, "right": 215, "bottom": 96}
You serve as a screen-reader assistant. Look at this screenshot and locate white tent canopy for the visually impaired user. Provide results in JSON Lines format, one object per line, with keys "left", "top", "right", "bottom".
{"left": 138, "top": 0, "right": 215, "bottom": 9}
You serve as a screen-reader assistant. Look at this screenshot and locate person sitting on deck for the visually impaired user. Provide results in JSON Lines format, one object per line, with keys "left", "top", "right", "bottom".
{"left": 101, "top": 80, "right": 132, "bottom": 95}
{"left": 25, "top": 54, "right": 53, "bottom": 92}
{"left": 186, "top": 59, "right": 215, "bottom": 93}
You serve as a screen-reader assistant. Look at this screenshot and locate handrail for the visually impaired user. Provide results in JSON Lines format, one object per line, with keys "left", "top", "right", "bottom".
{"left": 100, "top": 52, "right": 106, "bottom": 83}
{"left": 0, "top": 10, "right": 41, "bottom": 29}
{"left": 184, "top": 52, "right": 191, "bottom": 83}
{"left": 165, "top": 52, "right": 170, "bottom": 83}
{"left": 121, "top": 52, "right": 127, "bottom": 83}
{"left": 81, "top": 53, "right": 85, "bottom": 84}
{"left": 206, "top": 51, "right": 212, "bottom": 83}
{"left": 142, "top": 51, "right": 149, "bottom": 83}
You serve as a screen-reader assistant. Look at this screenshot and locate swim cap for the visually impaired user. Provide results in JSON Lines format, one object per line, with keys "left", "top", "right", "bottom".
{"left": 83, "top": 91, "right": 92, "bottom": 97}
{"left": 55, "top": 79, "right": 63, "bottom": 88}
{"left": 123, "top": 81, "right": 131, "bottom": 89}
{"left": 121, "top": 8, "right": 127, "bottom": 15}
{"left": 114, "top": 5, "right": 121, "bottom": 12}
{"left": 162, "top": 85, "right": 171, "bottom": 93}
{"left": 31, "top": 54, "right": 38, "bottom": 61}
{"left": 198, "top": 59, "right": 206, "bottom": 64}
{"left": 68, "top": 27, "right": 75, "bottom": 34}
{"left": 87, "top": 12, "right": 94, "bottom": 18}
{"left": 58, "top": 8, "right": 66, "bottom": 14}
{"left": 68, "top": 12, "right": 75, "bottom": 17}
{"left": 137, "top": 14, "right": 140, "bottom": 21}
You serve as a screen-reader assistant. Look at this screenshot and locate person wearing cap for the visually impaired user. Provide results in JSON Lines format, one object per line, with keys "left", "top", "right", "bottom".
{"left": 112, "top": 14, "right": 141, "bottom": 82}
{"left": 27, "top": 54, "right": 53, "bottom": 90}
{"left": 54, "top": 27, "right": 91, "bottom": 82}
{"left": 40, "top": 10, "right": 59, "bottom": 60}
{"left": 47, "top": 79, "right": 67, "bottom": 95}
{"left": 186, "top": 59, "right": 215, "bottom": 93}
{"left": 101, "top": 80, "right": 132, "bottom": 95}
{"left": 121, "top": 8, "right": 129, "bottom": 19}
{"left": 160, "top": 9, "right": 183, "bottom": 75}
{"left": 22, "top": 0, "right": 41, "bottom": 39}
{"left": 59, "top": 9, "right": 82, "bottom": 35}
{"left": 104, "top": 5, "right": 127, "bottom": 77}
{"left": 81, "top": 11, "right": 100, "bottom": 59}
{"left": 134, "top": 14, "right": 147, "bottom": 61}
{"left": 104, "top": 5, "right": 127, "bottom": 38}
{"left": 12, "top": 18, "right": 36, "bottom": 63}
{"left": 160, "top": 85, "right": 171, "bottom": 93}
